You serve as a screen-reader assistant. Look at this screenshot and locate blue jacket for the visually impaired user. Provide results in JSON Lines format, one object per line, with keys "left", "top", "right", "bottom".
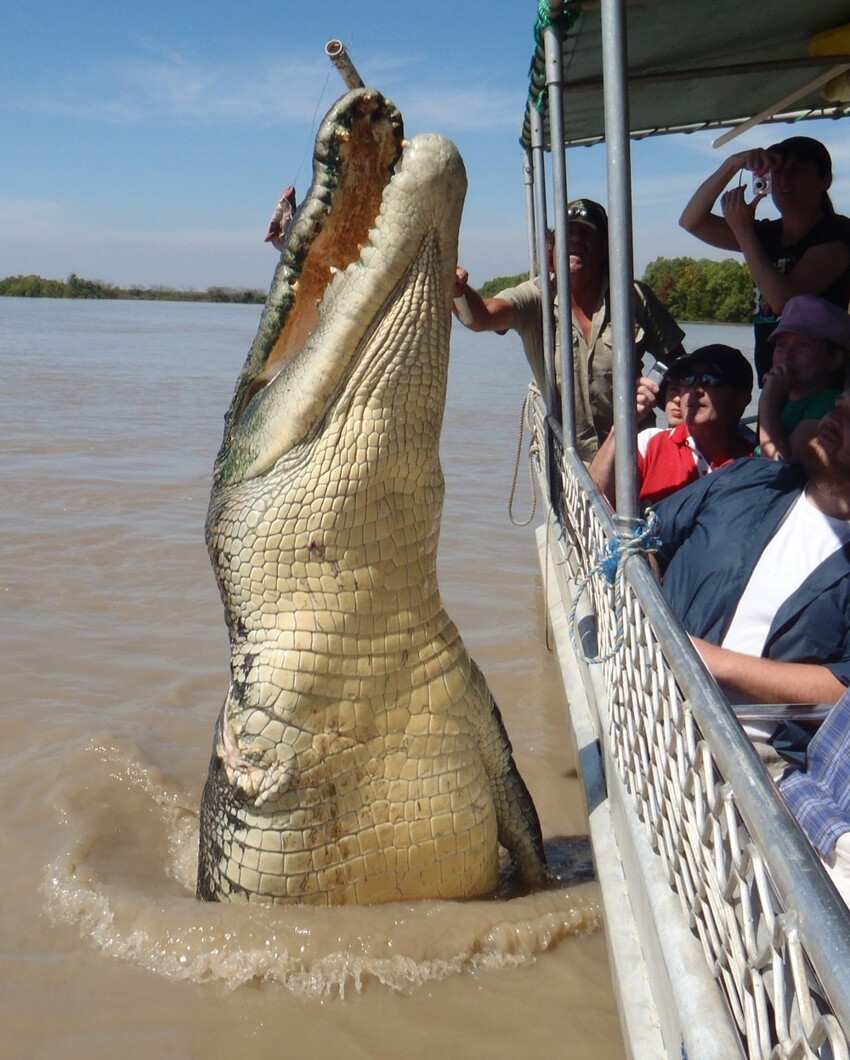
{"left": 654, "top": 458, "right": 850, "bottom": 686}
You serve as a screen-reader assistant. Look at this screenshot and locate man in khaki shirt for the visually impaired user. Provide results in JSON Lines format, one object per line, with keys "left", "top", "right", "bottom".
{"left": 455, "top": 199, "right": 685, "bottom": 461}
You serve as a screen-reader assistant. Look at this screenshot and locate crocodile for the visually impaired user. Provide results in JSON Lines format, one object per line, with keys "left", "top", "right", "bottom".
{"left": 197, "top": 87, "right": 547, "bottom": 905}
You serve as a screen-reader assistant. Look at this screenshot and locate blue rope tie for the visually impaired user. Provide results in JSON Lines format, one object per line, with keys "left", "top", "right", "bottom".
{"left": 569, "top": 511, "right": 661, "bottom": 664}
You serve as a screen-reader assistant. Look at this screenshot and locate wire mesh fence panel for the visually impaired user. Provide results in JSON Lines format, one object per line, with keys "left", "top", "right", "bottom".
{"left": 535, "top": 400, "right": 850, "bottom": 1060}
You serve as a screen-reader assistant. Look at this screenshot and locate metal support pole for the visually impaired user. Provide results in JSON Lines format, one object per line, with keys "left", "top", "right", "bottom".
{"left": 543, "top": 19, "right": 576, "bottom": 451}
{"left": 522, "top": 149, "right": 538, "bottom": 278}
{"left": 600, "top": 0, "right": 639, "bottom": 524}
{"left": 529, "top": 107, "right": 559, "bottom": 428}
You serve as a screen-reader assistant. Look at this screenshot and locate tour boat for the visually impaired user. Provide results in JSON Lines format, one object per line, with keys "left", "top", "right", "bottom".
{"left": 519, "top": 2, "right": 850, "bottom": 1056}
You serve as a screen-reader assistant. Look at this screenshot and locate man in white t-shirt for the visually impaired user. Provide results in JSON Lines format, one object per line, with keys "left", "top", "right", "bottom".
{"left": 654, "top": 391, "right": 850, "bottom": 704}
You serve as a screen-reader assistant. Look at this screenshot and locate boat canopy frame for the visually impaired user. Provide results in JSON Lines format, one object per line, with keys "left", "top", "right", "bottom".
{"left": 522, "top": 0, "right": 850, "bottom": 150}
{"left": 521, "top": 1, "right": 850, "bottom": 1056}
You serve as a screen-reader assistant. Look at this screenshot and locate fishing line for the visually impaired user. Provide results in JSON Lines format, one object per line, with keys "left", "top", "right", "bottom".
{"left": 291, "top": 36, "right": 358, "bottom": 190}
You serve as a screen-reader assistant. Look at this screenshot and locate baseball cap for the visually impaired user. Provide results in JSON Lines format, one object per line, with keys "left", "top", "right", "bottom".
{"left": 768, "top": 293, "right": 850, "bottom": 350}
{"left": 566, "top": 199, "right": 608, "bottom": 237}
{"left": 665, "top": 344, "right": 753, "bottom": 394}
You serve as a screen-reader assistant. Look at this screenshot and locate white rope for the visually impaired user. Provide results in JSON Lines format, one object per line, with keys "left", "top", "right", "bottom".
{"left": 508, "top": 393, "right": 541, "bottom": 527}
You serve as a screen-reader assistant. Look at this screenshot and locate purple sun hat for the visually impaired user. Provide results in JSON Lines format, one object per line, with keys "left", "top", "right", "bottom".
{"left": 769, "top": 294, "right": 850, "bottom": 350}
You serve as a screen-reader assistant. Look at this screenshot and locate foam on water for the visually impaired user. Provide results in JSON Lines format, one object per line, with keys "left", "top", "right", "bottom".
{"left": 42, "top": 741, "right": 601, "bottom": 996}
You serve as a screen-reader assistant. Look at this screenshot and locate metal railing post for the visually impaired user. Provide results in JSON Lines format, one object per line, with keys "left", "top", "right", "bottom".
{"left": 600, "top": 0, "right": 639, "bottom": 524}
{"left": 543, "top": 18, "right": 576, "bottom": 452}
{"left": 522, "top": 149, "right": 538, "bottom": 279}
{"left": 529, "top": 106, "right": 558, "bottom": 428}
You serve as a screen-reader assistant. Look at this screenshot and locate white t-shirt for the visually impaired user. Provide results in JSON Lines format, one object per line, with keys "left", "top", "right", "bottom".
{"left": 722, "top": 491, "right": 850, "bottom": 656}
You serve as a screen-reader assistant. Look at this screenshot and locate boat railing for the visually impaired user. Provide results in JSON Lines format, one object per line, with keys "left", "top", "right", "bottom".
{"left": 533, "top": 397, "right": 850, "bottom": 1058}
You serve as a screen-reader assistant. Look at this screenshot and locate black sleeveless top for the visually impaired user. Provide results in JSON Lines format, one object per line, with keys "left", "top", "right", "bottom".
{"left": 752, "top": 212, "right": 850, "bottom": 382}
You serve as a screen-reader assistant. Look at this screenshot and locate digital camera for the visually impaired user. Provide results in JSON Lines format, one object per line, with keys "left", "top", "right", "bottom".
{"left": 645, "top": 360, "right": 668, "bottom": 386}
{"left": 753, "top": 174, "right": 771, "bottom": 195}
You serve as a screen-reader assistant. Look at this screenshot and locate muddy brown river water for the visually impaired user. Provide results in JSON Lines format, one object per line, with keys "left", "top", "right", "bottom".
{"left": 2, "top": 297, "right": 631, "bottom": 1058}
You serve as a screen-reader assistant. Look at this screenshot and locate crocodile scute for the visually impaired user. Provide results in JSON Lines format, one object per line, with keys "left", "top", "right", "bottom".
{"left": 196, "top": 87, "right": 547, "bottom": 904}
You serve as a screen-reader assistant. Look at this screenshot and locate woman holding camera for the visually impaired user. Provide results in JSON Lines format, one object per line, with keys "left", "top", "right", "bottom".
{"left": 679, "top": 136, "right": 850, "bottom": 383}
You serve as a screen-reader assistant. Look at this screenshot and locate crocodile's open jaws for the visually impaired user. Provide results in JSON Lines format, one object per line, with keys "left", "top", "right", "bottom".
{"left": 197, "top": 87, "right": 547, "bottom": 904}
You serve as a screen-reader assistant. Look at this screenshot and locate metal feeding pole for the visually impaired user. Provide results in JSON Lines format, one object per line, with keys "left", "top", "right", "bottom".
{"left": 325, "top": 40, "right": 365, "bottom": 89}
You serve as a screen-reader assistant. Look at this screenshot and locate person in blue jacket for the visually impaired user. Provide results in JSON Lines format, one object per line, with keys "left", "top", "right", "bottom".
{"left": 653, "top": 390, "right": 850, "bottom": 705}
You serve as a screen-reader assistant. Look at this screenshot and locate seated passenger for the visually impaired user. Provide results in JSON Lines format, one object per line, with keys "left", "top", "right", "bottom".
{"left": 758, "top": 294, "right": 850, "bottom": 461}
{"left": 661, "top": 373, "right": 684, "bottom": 427}
{"left": 779, "top": 685, "right": 850, "bottom": 907}
{"left": 589, "top": 345, "right": 754, "bottom": 508}
{"left": 653, "top": 393, "right": 850, "bottom": 705}
{"left": 453, "top": 198, "right": 685, "bottom": 460}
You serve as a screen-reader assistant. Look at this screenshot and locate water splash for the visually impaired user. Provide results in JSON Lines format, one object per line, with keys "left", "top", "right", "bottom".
{"left": 43, "top": 740, "right": 601, "bottom": 996}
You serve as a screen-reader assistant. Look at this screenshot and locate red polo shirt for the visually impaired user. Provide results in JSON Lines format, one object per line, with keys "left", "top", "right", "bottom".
{"left": 636, "top": 424, "right": 753, "bottom": 506}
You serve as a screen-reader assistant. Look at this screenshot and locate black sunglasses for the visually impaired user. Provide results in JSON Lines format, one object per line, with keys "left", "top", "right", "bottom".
{"left": 567, "top": 202, "right": 602, "bottom": 227}
{"left": 675, "top": 370, "right": 729, "bottom": 389}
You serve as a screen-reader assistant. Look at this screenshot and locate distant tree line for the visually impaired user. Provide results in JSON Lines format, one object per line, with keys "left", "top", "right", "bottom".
{"left": 478, "top": 273, "right": 529, "bottom": 298}
{"left": 0, "top": 273, "right": 266, "bottom": 304}
{"left": 1, "top": 256, "right": 753, "bottom": 321}
{"left": 642, "top": 256, "right": 751, "bottom": 323}
{"left": 476, "top": 256, "right": 752, "bottom": 324}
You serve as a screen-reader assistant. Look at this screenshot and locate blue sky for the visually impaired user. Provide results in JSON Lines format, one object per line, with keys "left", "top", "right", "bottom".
{"left": 2, "top": 1, "right": 849, "bottom": 291}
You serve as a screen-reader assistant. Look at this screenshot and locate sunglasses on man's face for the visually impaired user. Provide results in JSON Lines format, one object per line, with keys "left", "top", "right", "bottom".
{"left": 675, "top": 370, "right": 729, "bottom": 389}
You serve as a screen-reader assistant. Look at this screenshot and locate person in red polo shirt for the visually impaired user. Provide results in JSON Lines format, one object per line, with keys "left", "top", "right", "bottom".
{"left": 590, "top": 344, "right": 755, "bottom": 508}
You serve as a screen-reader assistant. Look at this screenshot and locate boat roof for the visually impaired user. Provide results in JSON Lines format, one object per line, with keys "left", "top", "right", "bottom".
{"left": 522, "top": 0, "right": 850, "bottom": 148}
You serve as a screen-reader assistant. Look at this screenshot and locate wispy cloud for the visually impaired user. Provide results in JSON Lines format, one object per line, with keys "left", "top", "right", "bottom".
{"left": 18, "top": 48, "right": 339, "bottom": 127}
{"left": 398, "top": 86, "right": 521, "bottom": 133}
{"left": 15, "top": 44, "right": 520, "bottom": 134}
{"left": 0, "top": 194, "right": 273, "bottom": 287}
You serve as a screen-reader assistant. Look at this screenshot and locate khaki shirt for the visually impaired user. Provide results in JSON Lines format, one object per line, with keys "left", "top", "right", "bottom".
{"left": 498, "top": 274, "right": 685, "bottom": 461}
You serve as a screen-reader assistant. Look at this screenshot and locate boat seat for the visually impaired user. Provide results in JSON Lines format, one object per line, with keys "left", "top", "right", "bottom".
{"left": 731, "top": 702, "right": 833, "bottom": 726}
